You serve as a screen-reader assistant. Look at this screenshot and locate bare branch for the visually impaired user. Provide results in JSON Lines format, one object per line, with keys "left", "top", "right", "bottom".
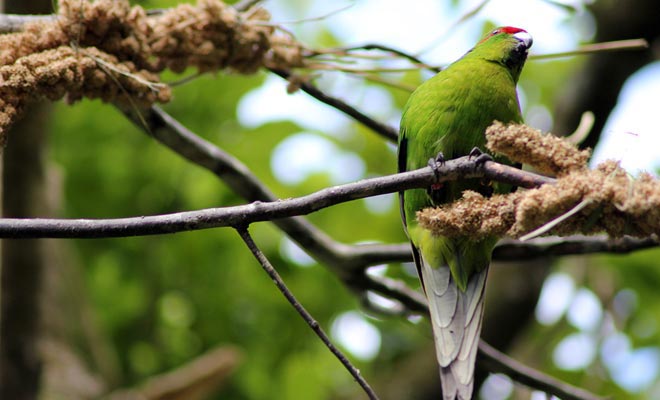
{"left": 318, "top": 43, "right": 441, "bottom": 73}
{"left": 478, "top": 341, "right": 607, "bottom": 400}
{"left": 0, "top": 13, "right": 54, "bottom": 32}
{"left": 318, "top": 235, "right": 660, "bottom": 269}
{"left": 122, "top": 106, "right": 372, "bottom": 273}
{"left": 493, "top": 235, "right": 660, "bottom": 261}
{"left": 234, "top": 0, "right": 263, "bottom": 12}
{"left": 0, "top": 156, "right": 549, "bottom": 239}
{"left": 106, "top": 346, "right": 242, "bottom": 400}
{"left": 118, "top": 108, "right": 660, "bottom": 272}
{"left": 235, "top": 227, "right": 380, "bottom": 400}
{"left": 530, "top": 38, "right": 648, "bottom": 60}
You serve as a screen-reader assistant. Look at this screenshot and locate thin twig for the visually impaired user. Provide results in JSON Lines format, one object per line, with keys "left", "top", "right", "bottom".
{"left": 519, "top": 199, "right": 593, "bottom": 241}
{"left": 83, "top": 50, "right": 167, "bottom": 91}
{"left": 307, "top": 62, "right": 431, "bottom": 74}
{"left": 565, "top": 111, "right": 595, "bottom": 145}
{"left": 478, "top": 341, "right": 608, "bottom": 400}
{"left": 350, "top": 72, "right": 417, "bottom": 92}
{"left": 323, "top": 43, "right": 440, "bottom": 73}
{"left": 268, "top": 68, "right": 399, "bottom": 142}
{"left": 233, "top": 0, "right": 263, "bottom": 12}
{"left": 235, "top": 226, "right": 380, "bottom": 400}
{"left": 530, "top": 39, "right": 648, "bottom": 60}
{"left": 86, "top": 52, "right": 158, "bottom": 134}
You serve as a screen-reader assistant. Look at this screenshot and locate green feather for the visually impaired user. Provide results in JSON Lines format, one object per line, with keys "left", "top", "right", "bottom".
{"left": 398, "top": 27, "right": 532, "bottom": 400}
{"left": 399, "top": 29, "right": 527, "bottom": 288}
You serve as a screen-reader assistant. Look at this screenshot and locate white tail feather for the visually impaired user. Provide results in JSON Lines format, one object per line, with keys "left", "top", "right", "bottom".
{"left": 420, "top": 255, "right": 489, "bottom": 400}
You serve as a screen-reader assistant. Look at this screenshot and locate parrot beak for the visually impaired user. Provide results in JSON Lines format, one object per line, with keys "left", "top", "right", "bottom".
{"left": 513, "top": 31, "right": 533, "bottom": 50}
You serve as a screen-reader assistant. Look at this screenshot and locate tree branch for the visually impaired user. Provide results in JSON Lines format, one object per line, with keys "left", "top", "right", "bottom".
{"left": 326, "top": 43, "right": 441, "bottom": 73}
{"left": 0, "top": 156, "right": 549, "bottom": 239}
{"left": 493, "top": 234, "right": 660, "bottom": 260}
{"left": 235, "top": 226, "right": 379, "bottom": 400}
{"left": 106, "top": 346, "right": 242, "bottom": 400}
{"left": 330, "top": 234, "right": 660, "bottom": 269}
{"left": 0, "top": 13, "right": 54, "bottom": 32}
{"left": 122, "top": 106, "right": 368, "bottom": 274}
{"left": 478, "top": 341, "right": 607, "bottom": 400}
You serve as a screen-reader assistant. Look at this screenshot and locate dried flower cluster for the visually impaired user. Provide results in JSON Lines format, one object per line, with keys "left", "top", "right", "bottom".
{"left": 486, "top": 121, "right": 591, "bottom": 176}
{"left": 418, "top": 123, "right": 660, "bottom": 240}
{"left": 0, "top": 0, "right": 306, "bottom": 143}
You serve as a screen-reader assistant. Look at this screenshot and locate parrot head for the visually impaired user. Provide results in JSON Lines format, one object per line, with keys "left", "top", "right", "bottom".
{"left": 467, "top": 26, "right": 533, "bottom": 82}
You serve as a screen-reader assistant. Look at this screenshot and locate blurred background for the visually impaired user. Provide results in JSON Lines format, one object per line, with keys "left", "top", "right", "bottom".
{"left": 2, "top": 0, "right": 660, "bottom": 399}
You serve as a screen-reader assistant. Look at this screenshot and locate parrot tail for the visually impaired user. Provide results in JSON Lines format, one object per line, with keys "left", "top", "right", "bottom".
{"left": 419, "top": 256, "right": 488, "bottom": 400}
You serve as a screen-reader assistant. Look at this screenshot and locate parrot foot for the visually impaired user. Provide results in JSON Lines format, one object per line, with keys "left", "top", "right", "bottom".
{"left": 428, "top": 153, "right": 446, "bottom": 174}
{"left": 468, "top": 147, "right": 493, "bottom": 165}
{"left": 427, "top": 152, "right": 446, "bottom": 171}
{"left": 428, "top": 153, "right": 445, "bottom": 190}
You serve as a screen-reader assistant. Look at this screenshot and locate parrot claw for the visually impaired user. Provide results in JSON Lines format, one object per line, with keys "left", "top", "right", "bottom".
{"left": 427, "top": 153, "right": 446, "bottom": 178}
{"left": 468, "top": 147, "right": 493, "bottom": 165}
{"left": 429, "top": 153, "right": 446, "bottom": 166}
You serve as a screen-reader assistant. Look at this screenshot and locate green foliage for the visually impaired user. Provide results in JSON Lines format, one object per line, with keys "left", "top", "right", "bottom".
{"left": 43, "top": 1, "right": 659, "bottom": 399}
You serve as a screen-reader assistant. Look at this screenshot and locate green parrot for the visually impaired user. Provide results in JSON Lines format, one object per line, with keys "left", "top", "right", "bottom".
{"left": 398, "top": 27, "right": 532, "bottom": 399}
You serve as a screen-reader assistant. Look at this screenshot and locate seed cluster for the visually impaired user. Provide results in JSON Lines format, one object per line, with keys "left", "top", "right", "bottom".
{"left": 486, "top": 121, "right": 591, "bottom": 176}
{"left": 418, "top": 123, "right": 660, "bottom": 239}
{"left": 0, "top": 0, "right": 306, "bottom": 143}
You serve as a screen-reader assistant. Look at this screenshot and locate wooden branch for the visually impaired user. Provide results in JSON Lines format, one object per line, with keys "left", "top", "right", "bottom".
{"left": 123, "top": 105, "right": 390, "bottom": 274}
{"left": 493, "top": 235, "right": 660, "bottom": 261}
{"left": 105, "top": 346, "right": 242, "bottom": 400}
{"left": 478, "top": 341, "right": 607, "bottom": 400}
{"left": 327, "top": 235, "right": 660, "bottom": 269}
{"left": 0, "top": 156, "right": 548, "bottom": 238}
{"left": 0, "top": 13, "right": 54, "bottom": 32}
